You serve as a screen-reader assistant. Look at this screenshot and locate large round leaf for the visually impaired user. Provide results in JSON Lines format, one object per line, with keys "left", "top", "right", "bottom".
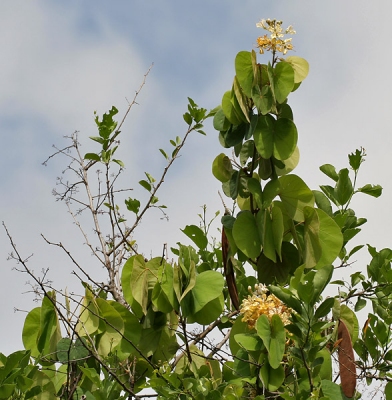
{"left": 222, "top": 91, "right": 242, "bottom": 125}
{"left": 76, "top": 287, "right": 100, "bottom": 337}
{"left": 229, "top": 315, "right": 250, "bottom": 356}
{"left": 270, "top": 62, "right": 295, "bottom": 103}
{"left": 252, "top": 84, "right": 273, "bottom": 115}
{"left": 258, "top": 209, "right": 276, "bottom": 262}
{"left": 253, "top": 114, "right": 274, "bottom": 159}
{"left": 212, "top": 153, "right": 233, "bottom": 183}
{"left": 303, "top": 206, "right": 322, "bottom": 269}
{"left": 192, "top": 270, "right": 224, "bottom": 313}
{"left": 278, "top": 175, "right": 314, "bottom": 221}
{"left": 110, "top": 301, "right": 142, "bottom": 360}
{"left": 314, "top": 208, "right": 343, "bottom": 269}
{"left": 257, "top": 242, "right": 300, "bottom": 285}
{"left": 96, "top": 298, "right": 124, "bottom": 357}
{"left": 22, "top": 307, "right": 41, "bottom": 357}
{"left": 273, "top": 118, "right": 298, "bottom": 161}
{"left": 276, "top": 146, "right": 300, "bottom": 176}
{"left": 233, "top": 210, "right": 262, "bottom": 258}
{"left": 188, "top": 295, "right": 224, "bottom": 325}
{"left": 285, "top": 56, "right": 309, "bottom": 83}
{"left": 234, "top": 51, "right": 254, "bottom": 97}
{"left": 256, "top": 314, "right": 286, "bottom": 369}
{"left": 213, "top": 107, "right": 231, "bottom": 131}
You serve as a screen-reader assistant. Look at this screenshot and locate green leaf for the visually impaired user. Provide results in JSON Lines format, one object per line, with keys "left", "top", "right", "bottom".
{"left": 271, "top": 205, "right": 284, "bottom": 260}
{"left": 95, "top": 106, "right": 118, "bottom": 139}
{"left": 314, "top": 209, "right": 343, "bottom": 269}
{"left": 348, "top": 244, "right": 364, "bottom": 259}
{"left": 0, "top": 384, "right": 16, "bottom": 399}
{"left": 159, "top": 148, "right": 169, "bottom": 160}
{"left": 262, "top": 179, "right": 280, "bottom": 208}
{"left": 311, "top": 264, "right": 333, "bottom": 304}
{"left": 273, "top": 118, "right": 298, "bottom": 161}
{"left": 96, "top": 298, "right": 124, "bottom": 356}
{"left": 320, "top": 185, "right": 339, "bottom": 207}
{"left": 188, "top": 294, "right": 224, "bottom": 325}
{"left": 130, "top": 255, "right": 160, "bottom": 315}
{"left": 314, "top": 297, "right": 335, "bottom": 319}
{"left": 313, "top": 190, "right": 333, "bottom": 216}
{"left": 266, "top": 364, "right": 285, "bottom": 392}
{"left": 229, "top": 315, "right": 249, "bottom": 356}
{"left": 278, "top": 175, "right": 315, "bottom": 221}
{"left": 110, "top": 301, "right": 143, "bottom": 359}
{"left": 320, "top": 164, "right": 339, "bottom": 182}
{"left": 183, "top": 112, "right": 192, "bottom": 125}
{"left": 303, "top": 206, "right": 322, "bottom": 269}
{"left": 212, "top": 153, "right": 233, "bottom": 182}
{"left": 234, "top": 333, "right": 262, "bottom": 351}
{"left": 258, "top": 209, "right": 276, "bottom": 263}
{"left": 233, "top": 76, "right": 250, "bottom": 123}
{"left": 234, "top": 51, "right": 254, "bottom": 98}
{"left": 37, "top": 293, "right": 60, "bottom": 357}
{"left": 269, "top": 285, "right": 302, "bottom": 314}
{"left": 125, "top": 198, "right": 140, "bottom": 214}
{"left": 145, "top": 172, "right": 156, "bottom": 183}
{"left": 254, "top": 114, "right": 274, "bottom": 159}
{"left": 348, "top": 148, "right": 364, "bottom": 171}
{"left": 354, "top": 298, "right": 366, "bottom": 312}
{"left": 152, "top": 263, "right": 177, "bottom": 313}
{"left": 213, "top": 107, "right": 231, "bottom": 131}
{"left": 233, "top": 211, "right": 262, "bottom": 258}
{"left": 192, "top": 271, "right": 224, "bottom": 313}
{"left": 316, "top": 349, "right": 333, "bottom": 380}
{"left": 247, "top": 178, "right": 263, "bottom": 209}
{"left": 320, "top": 379, "right": 346, "bottom": 399}
{"left": 57, "top": 338, "right": 89, "bottom": 364}
{"left": 89, "top": 136, "right": 105, "bottom": 144}
{"left": 275, "top": 146, "right": 300, "bottom": 176}
{"left": 22, "top": 307, "right": 41, "bottom": 358}
{"left": 179, "top": 261, "right": 197, "bottom": 308}
{"left": 277, "top": 103, "right": 293, "bottom": 120}
{"left": 240, "top": 140, "right": 255, "bottom": 166}
{"left": 270, "top": 62, "right": 295, "bottom": 103}
{"left": 257, "top": 242, "right": 300, "bottom": 285}
{"left": 181, "top": 225, "right": 208, "bottom": 250}
{"left": 139, "top": 180, "right": 152, "bottom": 192}
{"left": 220, "top": 122, "right": 247, "bottom": 148}
{"left": 222, "top": 91, "right": 242, "bottom": 125}
{"left": 357, "top": 184, "right": 382, "bottom": 198}
{"left": 284, "top": 56, "right": 309, "bottom": 83}
{"left": 76, "top": 286, "right": 99, "bottom": 336}
{"left": 84, "top": 153, "right": 101, "bottom": 161}
{"left": 113, "top": 159, "right": 124, "bottom": 167}
{"left": 385, "top": 381, "right": 392, "bottom": 400}
{"left": 335, "top": 168, "right": 353, "bottom": 205}
{"left": 256, "top": 314, "right": 285, "bottom": 369}
{"left": 252, "top": 84, "right": 273, "bottom": 115}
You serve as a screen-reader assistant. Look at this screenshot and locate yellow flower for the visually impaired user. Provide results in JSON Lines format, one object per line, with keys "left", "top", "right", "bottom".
{"left": 255, "top": 19, "right": 295, "bottom": 55}
{"left": 240, "top": 283, "right": 292, "bottom": 330}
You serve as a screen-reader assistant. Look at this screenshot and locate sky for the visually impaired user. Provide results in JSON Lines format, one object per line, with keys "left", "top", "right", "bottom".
{"left": 1, "top": 1, "right": 392, "bottom": 356}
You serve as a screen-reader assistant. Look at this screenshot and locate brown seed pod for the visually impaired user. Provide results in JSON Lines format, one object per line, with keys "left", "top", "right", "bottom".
{"left": 337, "top": 319, "right": 356, "bottom": 398}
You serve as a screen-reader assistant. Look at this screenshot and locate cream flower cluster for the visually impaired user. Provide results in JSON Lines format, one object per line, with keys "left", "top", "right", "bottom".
{"left": 256, "top": 19, "right": 295, "bottom": 55}
{"left": 240, "top": 283, "right": 292, "bottom": 329}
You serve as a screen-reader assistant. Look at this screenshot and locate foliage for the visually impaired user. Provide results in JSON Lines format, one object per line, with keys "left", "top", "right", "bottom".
{"left": 2, "top": 19, "right": 392, "bottom": 400}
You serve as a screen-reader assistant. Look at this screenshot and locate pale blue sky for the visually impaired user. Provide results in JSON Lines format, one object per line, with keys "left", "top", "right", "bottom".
{"left": 1, "top": 1, "right": 391, "bottom": 353}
